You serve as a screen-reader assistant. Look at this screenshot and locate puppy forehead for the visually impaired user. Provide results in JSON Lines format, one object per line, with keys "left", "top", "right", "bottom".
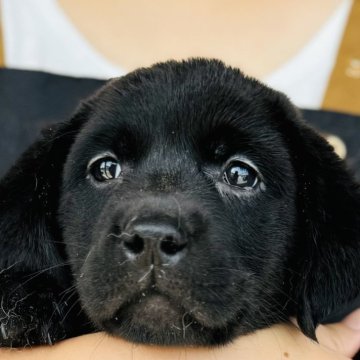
{"left": 81, "top": 73, "right": 283, "bottom": 150}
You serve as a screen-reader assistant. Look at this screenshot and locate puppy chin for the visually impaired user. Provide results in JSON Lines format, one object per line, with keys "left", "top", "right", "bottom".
{"left": 88, "top": 291, "right": 233, "bottom": 345}
{"left": 105, "top": 302, "right": 229, "bottom": 345}
{"left": 104, "top": 293, "right": 188, "bottom": 339}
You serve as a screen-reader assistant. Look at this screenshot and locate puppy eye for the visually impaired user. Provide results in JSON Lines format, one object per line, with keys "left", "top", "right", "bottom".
{"left": 223, "top": 161, "right": 258, "bottom": 188}
{"left": 90, "top": 157, "right": 122, "bottom": 181}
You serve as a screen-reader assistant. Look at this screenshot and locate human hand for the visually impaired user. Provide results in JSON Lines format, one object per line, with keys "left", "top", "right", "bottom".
{"left": 316, "top": 308, "right": 360, "bottom": 359}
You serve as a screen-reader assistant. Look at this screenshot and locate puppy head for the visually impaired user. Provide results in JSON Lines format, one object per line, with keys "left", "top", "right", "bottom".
{"left": 1, "top": 59, "right": 359, "bottom": 345}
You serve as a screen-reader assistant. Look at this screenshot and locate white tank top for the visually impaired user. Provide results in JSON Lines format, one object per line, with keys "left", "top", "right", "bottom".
{"left": 0, "top": 0, "right": 353, "bottom": 109}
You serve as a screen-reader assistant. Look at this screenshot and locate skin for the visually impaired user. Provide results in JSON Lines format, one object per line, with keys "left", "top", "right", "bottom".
{"left": 1, "top": 319, "right": 359, "bottom": 360}
{"left": 316, "top": 310, "right": 360, "bottom": 359}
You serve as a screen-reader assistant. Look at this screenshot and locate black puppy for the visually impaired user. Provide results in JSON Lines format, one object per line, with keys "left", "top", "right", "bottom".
{"left": 0, "top": 59, "right": 359, "bottom": 347}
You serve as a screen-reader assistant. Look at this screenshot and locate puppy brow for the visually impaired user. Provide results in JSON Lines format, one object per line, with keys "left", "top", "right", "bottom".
{"left": 196, "top": 124, "right": 253, "bottom": 161}
{"left": 85, "top": 123, "right": 147, "bottom": 160}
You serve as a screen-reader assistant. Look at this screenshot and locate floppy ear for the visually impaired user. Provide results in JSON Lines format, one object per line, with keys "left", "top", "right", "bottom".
{"left": 0, "top": 102, "right": 94, "bottom": 345}
{"left": 0, "top": 103, "right": 90, "bottom": 273}
{"left": 278, "top": 104, "right": 360, "bottom": 339}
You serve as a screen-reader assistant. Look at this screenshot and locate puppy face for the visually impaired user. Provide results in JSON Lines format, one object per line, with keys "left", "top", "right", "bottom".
{"left": 59, "top": 61, "right": 297, "bottom": 345}
{"left": 1, "top": 59, "right": 359, "bottom": 347}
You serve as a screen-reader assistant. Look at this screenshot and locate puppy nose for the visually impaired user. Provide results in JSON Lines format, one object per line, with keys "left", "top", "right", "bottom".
{"left": 123, "top": 223, "right": 187, "bottom": 263}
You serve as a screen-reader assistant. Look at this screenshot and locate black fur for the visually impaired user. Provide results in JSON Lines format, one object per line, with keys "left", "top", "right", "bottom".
{"left": 0, "top": 59, "right": 359, "bottom": 347}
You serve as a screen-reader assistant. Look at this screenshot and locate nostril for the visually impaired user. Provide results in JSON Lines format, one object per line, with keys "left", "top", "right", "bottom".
{"left": 124, "top": 234, "right": 144, "bottom": 254}
{"left": 121, "top": 222, "right": 187, "bottom": 261}
{"left": 160, "top": 236, "right": 187, "bottom": 255}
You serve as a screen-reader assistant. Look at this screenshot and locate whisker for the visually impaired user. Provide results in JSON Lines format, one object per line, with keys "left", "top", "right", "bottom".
{"left": 9, "top": 261, "right": 78, "bottom": 296}
{"left": 0, "top": 260, "right": 22, "bottom": 275}
{"left": 138, "top": 264, "right": 154, "bottom": 283}
{"left": 60, "top": 298, "right": 81, "bottom": 325}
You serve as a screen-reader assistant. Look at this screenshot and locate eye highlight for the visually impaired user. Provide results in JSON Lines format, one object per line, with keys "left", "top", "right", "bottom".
{"left": 223, "top": 161, "right": 259, "bottom": 189}
{"left": 89, "top": 156, "right": 122, "bottom": 182}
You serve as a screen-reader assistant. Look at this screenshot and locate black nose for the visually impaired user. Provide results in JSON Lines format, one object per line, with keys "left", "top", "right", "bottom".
{"left": 122, "top": 223, "right": 187, "bottom": 264}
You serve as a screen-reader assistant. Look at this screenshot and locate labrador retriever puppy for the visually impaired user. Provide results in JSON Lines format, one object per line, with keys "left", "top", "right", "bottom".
{"left": 0, "top": 59, "right": 359, "bottom": 348}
